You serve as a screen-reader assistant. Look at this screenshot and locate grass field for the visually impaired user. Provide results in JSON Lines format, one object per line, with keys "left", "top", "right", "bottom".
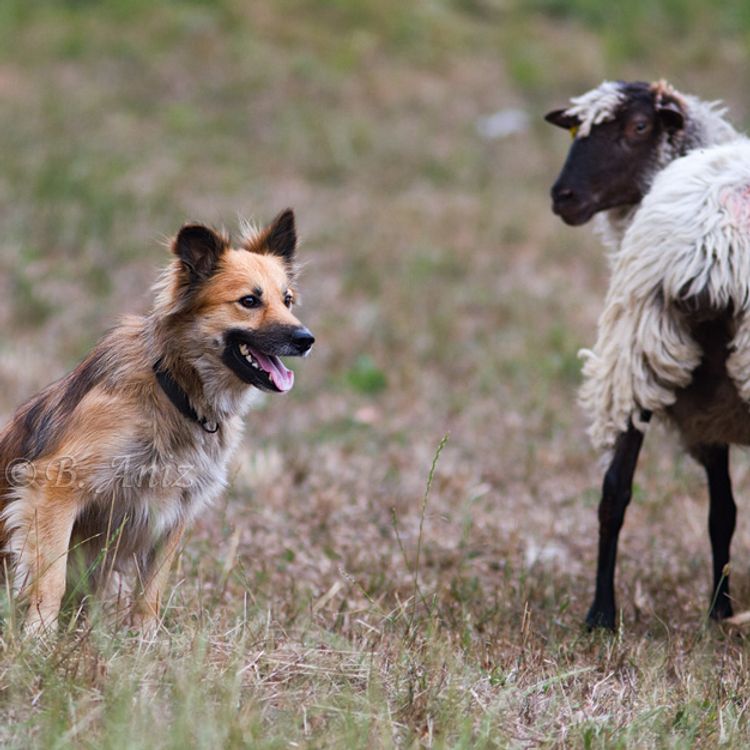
{"left": 3, "top": 1, "right": 750, "bottom": 747}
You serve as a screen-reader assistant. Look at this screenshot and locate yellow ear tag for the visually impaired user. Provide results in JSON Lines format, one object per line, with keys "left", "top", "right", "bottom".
{"left": 569, "top": 125, "right": 579, "bottom": 140}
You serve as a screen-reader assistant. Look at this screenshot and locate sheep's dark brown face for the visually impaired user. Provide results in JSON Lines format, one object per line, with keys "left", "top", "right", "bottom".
{"left": 546, "top": 84, "right": 684, "bottom": 226}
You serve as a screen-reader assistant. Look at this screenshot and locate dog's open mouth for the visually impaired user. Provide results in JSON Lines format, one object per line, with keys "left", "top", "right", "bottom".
{"left": 239, "top": 343, "right": 294, "bottom": 392}
{"left": 223, "top": 339, "right": 294, "bottom": 393}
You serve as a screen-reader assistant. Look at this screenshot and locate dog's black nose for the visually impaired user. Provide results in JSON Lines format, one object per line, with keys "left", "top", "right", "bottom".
{"left": 292, "top": 327, "right": 315, "bottom": 354}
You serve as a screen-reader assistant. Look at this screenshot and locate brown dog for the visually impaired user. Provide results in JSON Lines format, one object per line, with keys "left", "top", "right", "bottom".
{"left": 0, "top": 209, "right": 314, "bottom": 633}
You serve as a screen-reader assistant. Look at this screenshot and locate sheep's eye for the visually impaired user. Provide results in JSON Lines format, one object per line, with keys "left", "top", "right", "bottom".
{"left": 284, "top": 294, "right": 294, "bottom": 308}
{"left": 629, "top": 118, "right": 651, "bottom": 137}
{"left": 239, "top": 295, "right": 259, "bottom": 309}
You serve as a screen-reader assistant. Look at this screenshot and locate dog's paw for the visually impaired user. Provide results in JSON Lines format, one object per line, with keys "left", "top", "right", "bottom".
{"left": 22, "top": 613, "right": 59, "bottom": 641}
{"left": 128, "top": 609, "right": 161, "bottom": 638}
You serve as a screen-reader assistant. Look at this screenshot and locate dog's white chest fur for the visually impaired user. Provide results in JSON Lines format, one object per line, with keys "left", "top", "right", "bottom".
{"left": 81, "top": 416, "right": 245, "bottom": 556}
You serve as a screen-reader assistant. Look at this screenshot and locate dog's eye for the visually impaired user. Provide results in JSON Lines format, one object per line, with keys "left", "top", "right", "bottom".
{"left": 239, "top": 295, "right": 259, "bottom": 309}
{"left": 284, "top": 294, "right": 294, "bottom": 308}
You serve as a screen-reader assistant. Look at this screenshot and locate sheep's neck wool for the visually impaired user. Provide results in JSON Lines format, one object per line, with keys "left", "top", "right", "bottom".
{"left": 580, "top": 139, "right": 750, "bottom": 452}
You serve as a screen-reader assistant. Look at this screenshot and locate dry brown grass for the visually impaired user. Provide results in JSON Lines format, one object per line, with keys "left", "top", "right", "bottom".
{"left": 3, "top": 1, "right": 750, "bottom": 747}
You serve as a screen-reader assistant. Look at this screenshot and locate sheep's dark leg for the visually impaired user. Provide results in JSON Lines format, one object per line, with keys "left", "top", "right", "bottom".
{"left": 693, "top": 443, "right": 735, "bottom": 620}
{"left": 586, "top": 415, "right": 649, "bottom": 630}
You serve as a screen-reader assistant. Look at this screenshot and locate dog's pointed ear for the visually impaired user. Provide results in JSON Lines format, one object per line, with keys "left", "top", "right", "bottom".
{"left": 263, "top": 208, "right": 297, "bottom": 266}
{"left": 172, "top": 224, "right": 227, "bottom": 283}
{"left": 544, "top": 109, "right": 580, "bottom": 130}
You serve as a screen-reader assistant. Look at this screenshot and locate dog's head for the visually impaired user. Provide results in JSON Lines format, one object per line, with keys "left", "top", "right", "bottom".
{"left": 167, "top": 209, "right": 314, "bottom": 394}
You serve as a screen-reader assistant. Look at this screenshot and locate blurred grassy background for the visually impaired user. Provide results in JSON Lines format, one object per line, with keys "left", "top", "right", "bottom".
{"left": 3, "top": 1, "right": 750, "bottom": 747}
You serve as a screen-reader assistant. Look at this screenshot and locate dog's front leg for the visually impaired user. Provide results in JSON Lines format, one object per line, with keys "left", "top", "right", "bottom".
{"left": 11, "top": 486, "right": 79, "bottom": 636}
{"left": 130, "top": 522, "right": 184, "bottom": 634}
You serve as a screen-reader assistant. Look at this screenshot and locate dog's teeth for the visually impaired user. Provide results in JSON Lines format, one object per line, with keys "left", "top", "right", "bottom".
{"left": 239, "top": 344, "right": 249, "bottom": 356}
{"left": 243, "top": 352, "right": 260, "bottom": 369}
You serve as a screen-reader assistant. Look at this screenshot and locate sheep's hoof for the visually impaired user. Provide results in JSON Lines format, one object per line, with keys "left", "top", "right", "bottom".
{"left": 709, "top": 596, "right": 733, "bottom": 621}
{"left": 585, "top": 604, "right": 616, "bottom": 631}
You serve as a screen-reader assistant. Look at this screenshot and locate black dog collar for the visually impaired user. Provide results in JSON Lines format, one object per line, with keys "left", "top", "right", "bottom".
{"left": 153, "top": 359, "right": 219, "bottom": 434}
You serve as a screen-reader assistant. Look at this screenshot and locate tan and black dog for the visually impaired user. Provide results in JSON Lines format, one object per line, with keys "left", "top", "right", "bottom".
{"left": 0, "top": 209, "right": 314, "bottom": 633}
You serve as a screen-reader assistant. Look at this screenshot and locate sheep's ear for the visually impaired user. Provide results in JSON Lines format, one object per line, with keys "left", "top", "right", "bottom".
{"left": 263, "top": 208, "right": 297, "bottom": 266}
{"left": 544, "top": 109, "right": 580, "bottom": 130}
{"left": 656, "top": 99, "right": 684, "bottom": 134}
{"left": 172, "top": 224, "right": 227, "bottom": 283}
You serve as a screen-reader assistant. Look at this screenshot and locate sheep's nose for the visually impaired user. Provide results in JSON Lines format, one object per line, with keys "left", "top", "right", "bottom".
{"left": 552, "top": 184, "right": 576, "bottom": 203}
{"left": 292, "top": 327, "right": 315, "bottom": 354}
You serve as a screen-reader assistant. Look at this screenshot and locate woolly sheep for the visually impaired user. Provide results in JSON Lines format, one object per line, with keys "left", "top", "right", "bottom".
{"left": 546, "top": 80, "right": 746, "bottom": 629}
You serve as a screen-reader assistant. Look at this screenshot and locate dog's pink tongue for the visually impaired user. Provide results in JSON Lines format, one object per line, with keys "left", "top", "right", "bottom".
{"left": 254, "top": 351, "right": 294, "bottom": 392}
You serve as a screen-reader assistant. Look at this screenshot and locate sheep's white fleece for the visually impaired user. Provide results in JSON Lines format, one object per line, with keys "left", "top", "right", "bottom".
{"left": 564, "top": 81, "right": 625, "bottom": 138}
{"left": 580, "top": 139, "right": 750, "bottom": 450}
